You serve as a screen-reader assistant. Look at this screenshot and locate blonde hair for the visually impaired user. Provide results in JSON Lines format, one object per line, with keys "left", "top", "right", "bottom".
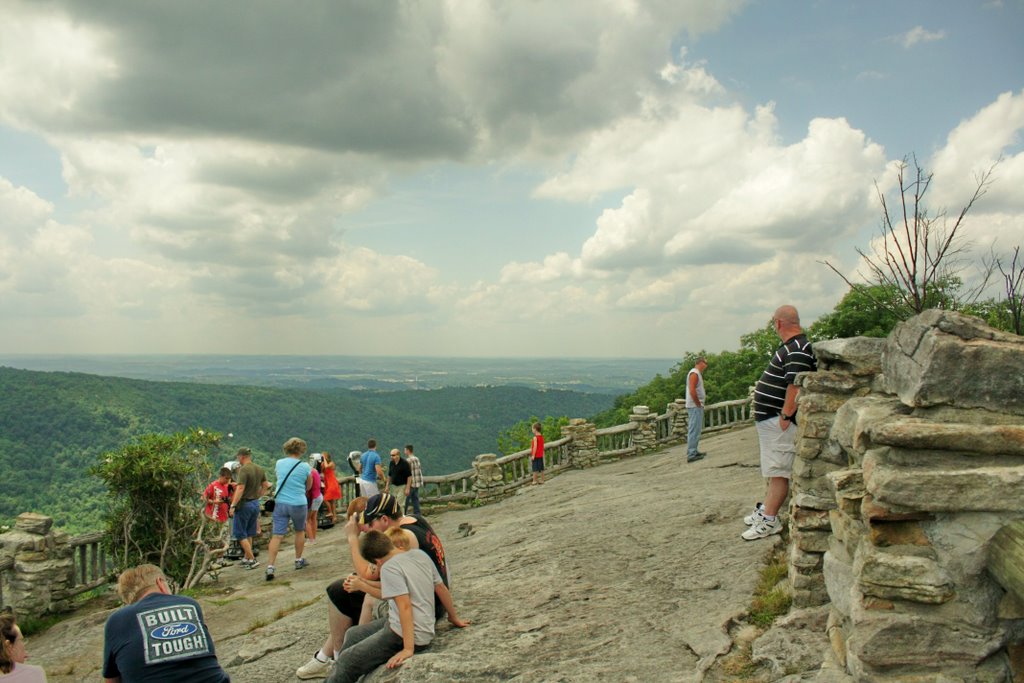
{"left": 385, "top": 526, "right": 413, "bottom": 551}
{"left": 347, "top": 496, "right": 368, "bottom": 520}
{"left": 282, "top": 437, "right": 307, "bottom": 456}
{"left": 117, "top": 564, "right": 165, "bottom": 604}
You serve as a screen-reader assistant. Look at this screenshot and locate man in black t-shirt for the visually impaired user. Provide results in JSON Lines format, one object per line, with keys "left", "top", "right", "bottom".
{"left": 743, "top": 305, "right": 817, "bottom": 541}
{"left": 386, "top": 449, "right": 413, "bottom": 514}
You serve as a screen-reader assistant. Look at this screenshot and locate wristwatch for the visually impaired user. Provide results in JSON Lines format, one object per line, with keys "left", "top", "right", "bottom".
{"left": 781, "top": 412, "right": 794, "bottom": 421}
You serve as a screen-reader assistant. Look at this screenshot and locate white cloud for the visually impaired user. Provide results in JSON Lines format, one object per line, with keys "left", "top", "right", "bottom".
{"left": 0, "top": 2, "right": 1020, "bottom": 358}
{"left": 500, "top": 252, "right": 581, "bottom": 284}
{"left": 533, "top": 93, "right": 886, "bottom": 283}
{"left": 929, "top": 89, "right": 1024, "bottom": 214}
{"left": 897, "top": 26, "right": 947, "bottom": 49}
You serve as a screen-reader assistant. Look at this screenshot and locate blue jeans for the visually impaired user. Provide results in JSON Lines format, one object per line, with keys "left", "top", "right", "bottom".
{"left": 231, "top": 499, "right": 260, "bottom": 539}
{"left": 326, "top": 617, "right": 427, "bottom": 683}
{"left": 687, "top": 407, "right": 705, "bottom": 457}
{"left": 406, "top": 487, "right": 421, "bottom": 516}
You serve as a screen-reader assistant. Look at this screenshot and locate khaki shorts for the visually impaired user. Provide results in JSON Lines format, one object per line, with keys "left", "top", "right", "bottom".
{"left": 756, "top": 416, "right": 796, "bottom": 479}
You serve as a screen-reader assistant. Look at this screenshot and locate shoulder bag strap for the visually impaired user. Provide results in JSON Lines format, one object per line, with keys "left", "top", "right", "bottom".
{"left": 272, "top": 460, "right": 303, "bottom": 500}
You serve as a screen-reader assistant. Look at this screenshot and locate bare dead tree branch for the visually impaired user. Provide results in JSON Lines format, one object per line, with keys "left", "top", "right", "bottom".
{"left": 825, "top": 155, "right": 1000, "bottom": 319}
{"left": 996, "top": 246, "right": 1024, "bottom": 335}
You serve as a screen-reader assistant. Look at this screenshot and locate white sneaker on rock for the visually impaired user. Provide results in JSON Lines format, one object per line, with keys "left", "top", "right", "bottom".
{"left": 741, "top": 516, "right": 782, "bottom": 541}
{"left": 296, "top": 652, "right": 333, "bottom": 679}
{"left": 743, "top": 502, "right": 764, "bottom": 526}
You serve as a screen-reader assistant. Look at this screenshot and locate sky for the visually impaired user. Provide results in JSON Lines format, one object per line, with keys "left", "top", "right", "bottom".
{"left": 0, "top": 0, "right": 1022, "bottom": 358}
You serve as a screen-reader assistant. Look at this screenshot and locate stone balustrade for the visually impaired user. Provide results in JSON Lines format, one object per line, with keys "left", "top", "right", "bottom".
{"left": 0, "top": 396, "right": 753, "bottom": 618}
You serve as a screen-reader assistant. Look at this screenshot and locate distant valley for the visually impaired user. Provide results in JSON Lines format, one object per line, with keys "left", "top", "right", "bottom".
{"left": 0, "top": 363, "right": 625, "bottom": 533}
{"left": 0, "top": 354, "right": 675, "bottom": 394}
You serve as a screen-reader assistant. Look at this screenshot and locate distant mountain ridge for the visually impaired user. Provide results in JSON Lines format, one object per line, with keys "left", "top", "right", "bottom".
{"left": 0, "top": 354, "right": 674, "bottom": 393}
{"left": 0, "top": 366, "right": 613, "bottom": 533}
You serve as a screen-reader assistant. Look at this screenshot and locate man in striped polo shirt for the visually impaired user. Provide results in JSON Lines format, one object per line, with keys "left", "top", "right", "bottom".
{"left": 742, "top": 305, "right": 817, "bottom": 540}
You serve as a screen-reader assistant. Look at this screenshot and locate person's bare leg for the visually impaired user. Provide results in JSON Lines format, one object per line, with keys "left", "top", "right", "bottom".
{"left": 306, "top": 512, "right": 317, "bottom": 542}
{"left": 763, "top": 477, "right": 790, "bottom": 517}
{"left": 239, "top": 537, "right": 254, "bottom": 562}
{"left": 268, "top": 534, "right": 282, "bottom": 566}
{"left": 294, "top": 530, "right": 305, "bottom": 560}
{"left": 328, "top": 602, "right": 353, "bottom": 655}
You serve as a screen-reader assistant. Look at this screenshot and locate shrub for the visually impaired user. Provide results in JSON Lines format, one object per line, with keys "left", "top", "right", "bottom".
{"left": 90, "top": 427, "right": 225, "bottom": 588}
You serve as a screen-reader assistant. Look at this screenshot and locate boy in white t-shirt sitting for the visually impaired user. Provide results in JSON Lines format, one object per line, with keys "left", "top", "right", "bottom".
{"left": 326, "top": 530, "right": 470, "bottom": 682}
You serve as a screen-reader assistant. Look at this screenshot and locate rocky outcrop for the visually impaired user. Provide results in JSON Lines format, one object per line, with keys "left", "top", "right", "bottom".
{"left": 790, "top": 311, "right": 1024, "bottom": 681}
{"left": 0, "top": 513, "right": 75, "bottom": 615}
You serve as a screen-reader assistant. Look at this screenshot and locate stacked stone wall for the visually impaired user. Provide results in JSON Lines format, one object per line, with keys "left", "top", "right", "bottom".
{"left": 562, "top": 418, "right": 599, "bottom": 468}
{"left": 630, "top": 405, "right": 657, "bottom": 452}
{"left": 0, "top": 513, "right": 75, "bottom": 615}
{"left": 789, "top": 310, "right": 1024, "bottom": 680}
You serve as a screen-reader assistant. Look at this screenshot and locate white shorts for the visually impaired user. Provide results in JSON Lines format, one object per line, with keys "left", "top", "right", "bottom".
{"left": 358, "top": 480, "right": 380, "bottom": 498}
{"left": 309, "top": 495, "right": 324, "bottom": 511}
{"left": 756, "top": 416, "right": 796, "bottom": 479}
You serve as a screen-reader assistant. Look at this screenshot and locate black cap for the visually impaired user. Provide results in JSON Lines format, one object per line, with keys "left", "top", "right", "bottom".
{"left": 360, "top": 493, "right": 401, "bottom": 525}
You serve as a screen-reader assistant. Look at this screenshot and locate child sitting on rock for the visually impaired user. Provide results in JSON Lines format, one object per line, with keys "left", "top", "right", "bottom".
{"left": 326, "top": 530, "right": 470, "bottom": 682}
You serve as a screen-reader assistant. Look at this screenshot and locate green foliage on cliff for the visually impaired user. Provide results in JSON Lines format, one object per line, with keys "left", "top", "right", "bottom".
{"left": 0, "top": 368, "right": 612, "bottom": 533}
{"left": 91, "top": 427, "right": 223, "bottom": 585}
{"left": 592, "top": 286, "right": 911, "bottom": 428}
{"left": 497, "top": 416, "right": 571, "bottom": 455}
{"left": 592, "top": 322, "right": 777, "bottom": 427}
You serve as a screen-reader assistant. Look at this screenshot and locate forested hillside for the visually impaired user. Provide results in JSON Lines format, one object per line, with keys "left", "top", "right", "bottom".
{"left": 0, "top": 367, "right": 612, "bottom": 532}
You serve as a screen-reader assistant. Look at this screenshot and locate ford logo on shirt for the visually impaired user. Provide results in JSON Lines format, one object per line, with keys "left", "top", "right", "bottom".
{"left": 150, "top": 622, "right": 199, "bottom": 639}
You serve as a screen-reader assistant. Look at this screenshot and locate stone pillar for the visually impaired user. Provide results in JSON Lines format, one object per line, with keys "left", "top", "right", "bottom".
{"left": 668, "top": 399, "right": 688, "bottom": 441}
{"left": 788, "top": 337, "right": 883, "bottom": 608}
{"left": 814, "top": 312, "right": 1024, "bottom": 681}
{"left": 630, "top": 405, "right": 657, "bottom": 453}
{"left": 561, "top": 419, "right": 598, "bottom": 468}
{"left": 472, "top": 453, "right": 505, "bottom": 502}
{"left": 0, "top": 513, "right": 74, "bottom": 616}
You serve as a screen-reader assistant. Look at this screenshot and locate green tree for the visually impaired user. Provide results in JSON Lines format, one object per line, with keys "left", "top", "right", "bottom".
{"left": 91, "top": 427, "right": 224, "bottom": 588}
{"left": 809, "top": 285, "right": 902, "bottom": 340}
{"left": 498, "top": 416, "right": 570, "bottom": 455}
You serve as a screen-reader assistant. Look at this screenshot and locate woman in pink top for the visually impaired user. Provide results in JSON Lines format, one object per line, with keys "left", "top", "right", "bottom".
{"left": 1, "top": 611, "right": 48, "bottom": 682}
{"left": 305, "top": 456, "right": 325, "bottom": 544}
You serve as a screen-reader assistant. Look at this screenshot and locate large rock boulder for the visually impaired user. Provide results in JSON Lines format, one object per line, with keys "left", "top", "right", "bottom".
{"left": 882, "top": 310, "right": 1024, "bottom": 415}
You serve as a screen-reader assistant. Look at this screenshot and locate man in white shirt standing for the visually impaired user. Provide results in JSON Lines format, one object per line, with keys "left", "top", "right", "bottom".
{"left": 686, "top": 357, "right": 708, "bottom": 463}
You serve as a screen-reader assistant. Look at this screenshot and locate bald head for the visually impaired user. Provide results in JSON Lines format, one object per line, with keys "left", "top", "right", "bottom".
{"left": 773, "top": 305, "right": 800, "bottom": 326}
{"left": 772, "top": 304, "right": 803, "bottom": 340}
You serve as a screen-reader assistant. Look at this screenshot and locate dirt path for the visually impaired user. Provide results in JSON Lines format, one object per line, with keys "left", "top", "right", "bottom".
{"left": 33, "top": 426, "right": 782, "bottom": 682}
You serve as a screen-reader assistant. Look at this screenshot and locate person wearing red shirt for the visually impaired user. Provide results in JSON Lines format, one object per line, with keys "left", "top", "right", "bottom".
{"left": 530, "top": 422, "right": 545, "bottom": 485}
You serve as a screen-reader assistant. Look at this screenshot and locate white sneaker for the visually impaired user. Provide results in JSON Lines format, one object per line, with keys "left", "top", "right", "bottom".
{"left": 741, "top": 515, "right": 782, "bottom": 541}
{"left": 743, "top": 502, "right": 764, "bottom": 526}
{"left": 296, "top": 653, "right": 333, "bottom": 679}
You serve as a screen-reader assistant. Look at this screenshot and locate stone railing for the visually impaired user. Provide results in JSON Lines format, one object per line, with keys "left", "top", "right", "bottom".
{"left": 0, "top": 395, "right": 753, "bottom": 617}
{"left": 776, "top": 310, "right": 1024, "bottom": 681}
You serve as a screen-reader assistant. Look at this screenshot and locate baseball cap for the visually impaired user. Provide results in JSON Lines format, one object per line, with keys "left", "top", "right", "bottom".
{"left": 360, "top": 493, "right": 401, "bottom": 525}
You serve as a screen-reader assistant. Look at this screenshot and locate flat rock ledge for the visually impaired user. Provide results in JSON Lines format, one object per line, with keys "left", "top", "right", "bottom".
{"left": 33, "top": 427, "right": 828, "bottom": 682}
